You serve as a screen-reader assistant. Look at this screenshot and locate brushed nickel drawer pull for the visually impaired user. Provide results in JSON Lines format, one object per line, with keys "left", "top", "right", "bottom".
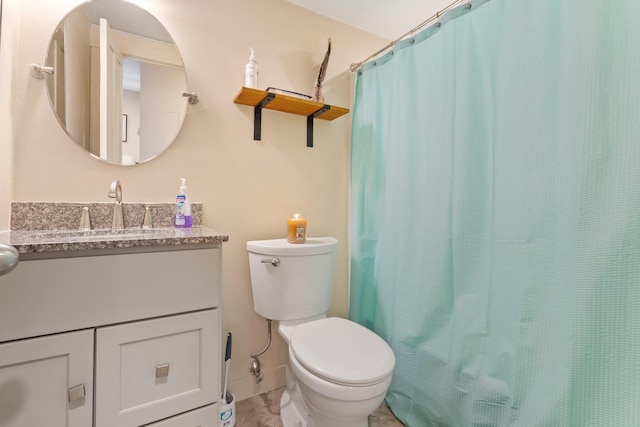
{"left": 68, "top": 384, "right": 85, "bottom": 402}
{"left": 156, "top": 363, "right": 170, "bottom": 378}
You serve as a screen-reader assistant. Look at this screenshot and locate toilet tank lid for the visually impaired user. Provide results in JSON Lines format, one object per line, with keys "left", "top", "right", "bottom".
{"left": 247, "top": 237, "right": 338, "bottom": 256}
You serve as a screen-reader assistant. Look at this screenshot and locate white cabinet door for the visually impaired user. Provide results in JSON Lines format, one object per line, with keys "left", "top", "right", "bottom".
{"left": 0, "top": 330, "right": 94, "bottom": 427}
{"left": 95, "top": 310, "right": 219, "bottom": 427}
{"left": 146, "top": 404, "right": 218, "bottom": 427}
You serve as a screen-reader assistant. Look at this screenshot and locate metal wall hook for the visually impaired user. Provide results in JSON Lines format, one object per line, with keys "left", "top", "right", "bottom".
{"left": 181, "top": 91, "right": 199, "bottom": 104}
{"left": 30, "top": 63, "right": 55, "bottom": 79}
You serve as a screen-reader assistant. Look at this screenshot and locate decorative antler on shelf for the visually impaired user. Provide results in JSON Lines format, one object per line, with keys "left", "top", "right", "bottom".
{"left": 313, "top": 37, "right": 332, "bottom": 103}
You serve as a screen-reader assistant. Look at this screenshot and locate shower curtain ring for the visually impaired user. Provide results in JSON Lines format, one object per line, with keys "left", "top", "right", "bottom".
{"left": 409, "top": 30, "right": 415, "bottom": 44}
{"left": 435, "top": 11, "right": 442, "bottom": 27}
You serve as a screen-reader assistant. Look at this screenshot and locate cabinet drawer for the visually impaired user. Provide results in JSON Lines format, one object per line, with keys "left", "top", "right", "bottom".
{"left": 95, "top": 310, "right": 219, "bottom": 427}
{"left": 0, "top": 247, "right": 220, "bottom": 343}
{"left": 146, "top": 404, "right": 218, "bottom": 426}
{"left": 0, "top": 330, "right": 93, "bottom": 427}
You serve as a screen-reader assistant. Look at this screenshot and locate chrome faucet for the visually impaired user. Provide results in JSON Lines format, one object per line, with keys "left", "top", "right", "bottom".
{"left": 108, "top": 180, "right": 124, "bottom": 229}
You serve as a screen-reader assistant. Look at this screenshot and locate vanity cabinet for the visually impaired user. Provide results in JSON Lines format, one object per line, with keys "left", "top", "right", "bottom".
{"left": 0, "top": 330, "right": 94, "bottom": 427}
{"left": 95, "top": 310, "right": 218, "bottom": 427}
{"left": 0, "top": 245, "right": 221, "bottom": 427}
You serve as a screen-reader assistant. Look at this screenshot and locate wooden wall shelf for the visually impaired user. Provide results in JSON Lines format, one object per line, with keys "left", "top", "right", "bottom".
{"left": 233, "top": 87, "right": 350, "bottom": 147}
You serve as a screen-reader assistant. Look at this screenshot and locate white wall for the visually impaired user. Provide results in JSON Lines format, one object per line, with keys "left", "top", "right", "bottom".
{"left": 0, "top": 0, "right": 17, "bottom": 230}
{"left": 2, "top": 0, "right": 387, "bottom": 400}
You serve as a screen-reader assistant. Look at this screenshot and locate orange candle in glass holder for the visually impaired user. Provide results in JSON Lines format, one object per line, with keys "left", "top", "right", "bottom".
{"left": 287, "top": 213, "right": 307, "bottom": 244}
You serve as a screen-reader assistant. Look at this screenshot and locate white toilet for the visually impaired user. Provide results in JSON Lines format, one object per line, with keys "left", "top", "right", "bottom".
{"left": 247, "top": 237, "right": 395, "bottom": 427}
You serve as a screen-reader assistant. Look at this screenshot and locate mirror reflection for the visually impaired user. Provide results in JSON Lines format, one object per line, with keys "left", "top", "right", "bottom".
{"left": 45, "top": 0, "right": 188, "bottom": 165}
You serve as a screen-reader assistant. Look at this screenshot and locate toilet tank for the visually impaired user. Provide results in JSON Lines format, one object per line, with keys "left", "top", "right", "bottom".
{"left": 247, "top": 237, "right": 338, "bottom": 321}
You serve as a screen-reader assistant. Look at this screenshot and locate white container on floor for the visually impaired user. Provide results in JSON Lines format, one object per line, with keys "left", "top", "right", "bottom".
{"left": 219, "top": 393, "right": 236, "bottom": 427}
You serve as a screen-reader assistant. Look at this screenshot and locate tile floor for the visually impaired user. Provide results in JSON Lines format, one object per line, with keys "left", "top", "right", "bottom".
{"left": 235, "top": 387, "right": 405, "bottom": 426}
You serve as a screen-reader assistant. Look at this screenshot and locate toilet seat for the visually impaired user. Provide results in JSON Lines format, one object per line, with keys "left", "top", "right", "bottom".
{"left": 290, "top": 317, "right": 395, "bottom": 387}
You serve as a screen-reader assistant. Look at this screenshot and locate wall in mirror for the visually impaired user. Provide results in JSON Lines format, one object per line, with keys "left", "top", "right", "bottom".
{"left": 45, "top": 0, "right": 188, "bottom": 166}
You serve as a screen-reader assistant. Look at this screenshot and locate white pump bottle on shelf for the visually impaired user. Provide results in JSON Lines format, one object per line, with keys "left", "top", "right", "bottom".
{"left": 245, "top": 47, "right": 258, "bottom": 88}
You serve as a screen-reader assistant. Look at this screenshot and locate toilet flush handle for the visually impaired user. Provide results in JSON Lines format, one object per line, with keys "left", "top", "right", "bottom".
{"left": 261, "top": 258, "right": 280, "bottom": 267}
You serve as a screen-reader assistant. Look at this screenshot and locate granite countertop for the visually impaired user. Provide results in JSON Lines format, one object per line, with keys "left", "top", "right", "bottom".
{"left": 0, "top": 227, "right": 229, "bottom": 254}
{"left": 2, "top": 201, "right": 228, "bottom": 255}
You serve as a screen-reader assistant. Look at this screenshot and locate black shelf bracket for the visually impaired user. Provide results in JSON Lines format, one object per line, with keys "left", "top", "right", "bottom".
{"left": 253, "top": 93, "right": 276, "bottom": 140}
{"left": 307, "top": 105, "right": 331, "bottom": 147}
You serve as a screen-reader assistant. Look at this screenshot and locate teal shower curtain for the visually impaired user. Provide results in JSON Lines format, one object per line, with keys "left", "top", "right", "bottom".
{"left": 350, "top": 0, "right": 640, "bottom": 425}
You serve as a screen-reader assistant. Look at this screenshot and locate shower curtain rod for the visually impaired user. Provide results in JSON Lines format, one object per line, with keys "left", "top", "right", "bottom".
{"left": 349, "top": 0, "right": 472, "bottom": 72}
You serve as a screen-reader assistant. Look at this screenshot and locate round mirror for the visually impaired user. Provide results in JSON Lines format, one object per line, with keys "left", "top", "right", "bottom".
{"left": 45, "top": 0, "right": 188, "bottom": 166}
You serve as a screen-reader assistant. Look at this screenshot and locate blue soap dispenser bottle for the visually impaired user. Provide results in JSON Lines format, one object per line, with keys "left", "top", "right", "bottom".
{"left": 174, "top": 178, "right": 192, "bottom": 228}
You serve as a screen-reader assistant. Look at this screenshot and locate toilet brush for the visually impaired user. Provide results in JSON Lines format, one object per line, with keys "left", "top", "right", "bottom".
{"left": 222, "top": 332, "right": 232, "bottom": 404}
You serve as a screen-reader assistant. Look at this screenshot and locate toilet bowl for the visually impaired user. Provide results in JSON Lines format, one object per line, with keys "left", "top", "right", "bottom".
{"left": 282, "top": 317, "right": 394, "bottom": 427}
{"left": 247, "top": 238, "right": 395, "bottom": 427}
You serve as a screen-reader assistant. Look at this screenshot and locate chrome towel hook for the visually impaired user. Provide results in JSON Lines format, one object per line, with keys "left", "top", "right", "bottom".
{"left": 181, "top": 91, "right": 199, "bottom": 104}
{"left": 30, "top": 63, "right": 55, "bottom": 79}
